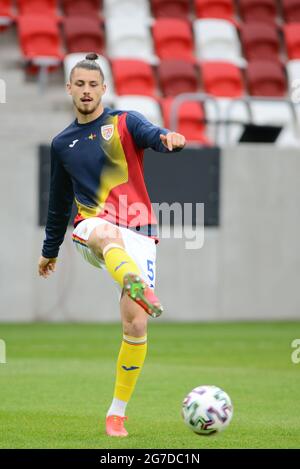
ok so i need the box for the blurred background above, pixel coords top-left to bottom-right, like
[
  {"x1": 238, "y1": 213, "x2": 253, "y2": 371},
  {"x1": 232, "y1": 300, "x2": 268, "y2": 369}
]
[{"x1": 1, "y1": 0, "x2": 300, "y2": 323}]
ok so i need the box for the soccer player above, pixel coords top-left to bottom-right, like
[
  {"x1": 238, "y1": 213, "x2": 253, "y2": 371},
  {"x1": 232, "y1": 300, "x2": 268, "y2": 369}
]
[{"x1": 38, "y1": 53, "x2": 185, "y2": 437}]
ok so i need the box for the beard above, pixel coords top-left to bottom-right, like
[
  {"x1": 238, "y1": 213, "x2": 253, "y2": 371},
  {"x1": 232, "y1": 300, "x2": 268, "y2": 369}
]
[{"x1": 74, "y1": 98, "x2": 102, "y2": 115}]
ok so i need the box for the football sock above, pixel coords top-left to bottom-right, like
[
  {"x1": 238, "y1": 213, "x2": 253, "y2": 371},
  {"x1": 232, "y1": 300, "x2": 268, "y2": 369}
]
[
  {"x1": 103, "y1": 244, "x2": 140, "y2": 288},
  {"x1": 107, "y1": 334, "x2": 147, "y2": 417}
]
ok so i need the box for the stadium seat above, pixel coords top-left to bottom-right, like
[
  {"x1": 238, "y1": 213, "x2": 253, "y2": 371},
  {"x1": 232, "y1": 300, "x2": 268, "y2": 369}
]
[
  {"x1": 204, "y1": 98, "x2": 250, "y2": 146},
  {"x1": 103, "y1": 0, "x2": 151, "y2": 20},
  {"x1": 250, "y1": 100, "x2": 300, "y2": 147},
  {"x1": 246, "y1": 60, "x2": 287, "y2": 97},
  {"x1": 61, "y1": 0, "x2": 101, "y2": 17},
  {"x1": 194, "y1": 0, "x2": 235, "y2": 22},
  {"x1": 0, "y1": 0, "x2": 14, "y2": 28},
  {"x1": 64, "y1": 53, "x2": 115, "y2": 105},
  {"x1": 64, "y1": 17, "x2": 105, "y2": 55},
  {"x1": 112, "y1": 59, "x2": 156, "y2": 97},
  {"x1": 106, "y1": 18, "x2": 156, "y2": 63},
  {"x1": 282, "y1": 0, "x2": 300, "y2": 23},
  {"x1": 161, "y1": 97, "x2": 211, "y2": 145},
  {"x1": 158, "y1": 59, "x2": 199, "y2": 96},
  {"x1": 114, "y1": 95, "x2": 163, "y2": 127},
  {"x1": 240, "y1": 22, "x2": 280, "y2": 61},
  {"x1": 153, "y1": 18, "x2": 195, "y2": 61},
  {"x1": 151, "y1": 0, "x2": 190, "y2": 19},
  {"x1": 200, "y1": 61, "x2": 244, "y2": 97},
  {"x1": 194, "y1": 19, "x2": 245, "y2": 66},
  {"x1": 17, "y1": 0, "x2": 57, "y2": 16},
  {"x1": 238, "y1": 0, "x2": 277, "y2": 24},
  {"x1": 18, "y1": 15, "x2": 63, "y2": 64},
  {"x1": 284, "y1": 23, "x2": 300, "y2": 59}
]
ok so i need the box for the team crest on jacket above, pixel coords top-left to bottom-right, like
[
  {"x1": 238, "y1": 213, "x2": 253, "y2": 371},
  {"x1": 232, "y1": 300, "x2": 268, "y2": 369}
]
[{"x1": 101, "y1": 124, "x2": 114, "y2": 141}]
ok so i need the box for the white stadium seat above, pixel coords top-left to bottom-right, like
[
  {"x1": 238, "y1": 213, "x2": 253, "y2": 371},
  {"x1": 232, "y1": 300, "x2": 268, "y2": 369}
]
[
  {"x1": 114, "y1": 95, "x2": 163, "y2": 127},
  {"x1": 194, "y1": 19, "x2": 246, "y2": 66},
  {"x1": 64, "y1": 53, "x2": 115, "y2": 106},
  {"x1": 106, "y1": 18, "x2": 157, "y2": 64},
  {"x1": 250, "y1": 100, "x2": 300, "y2": 147},
  {"x1": 204, "y1": 98, "x2": 250, "y2": 146},
  {"x1": 103, "y1": 0, "x2": 151, "y2": 20}
]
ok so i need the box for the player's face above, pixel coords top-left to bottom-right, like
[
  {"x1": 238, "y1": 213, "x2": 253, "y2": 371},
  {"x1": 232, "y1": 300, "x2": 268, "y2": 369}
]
[{"x1": 67, "y1": 68, "x2": 106, "y2": 115}]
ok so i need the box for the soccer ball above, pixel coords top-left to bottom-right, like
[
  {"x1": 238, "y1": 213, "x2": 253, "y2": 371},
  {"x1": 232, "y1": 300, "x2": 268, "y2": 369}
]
[{"x1": 182, "y1": 385, "x2": 233, "y2": 435}]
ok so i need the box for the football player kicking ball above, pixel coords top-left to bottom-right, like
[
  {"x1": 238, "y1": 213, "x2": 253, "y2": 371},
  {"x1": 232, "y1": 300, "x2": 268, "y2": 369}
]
[{"x1": 38, "y1": 53, "x2": 185, "y2": 437}]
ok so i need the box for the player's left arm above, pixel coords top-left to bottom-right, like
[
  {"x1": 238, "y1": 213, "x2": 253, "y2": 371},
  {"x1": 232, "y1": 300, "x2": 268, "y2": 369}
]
[{"x1": 126, "y1": 111, "x2": 186, "y2": 152}]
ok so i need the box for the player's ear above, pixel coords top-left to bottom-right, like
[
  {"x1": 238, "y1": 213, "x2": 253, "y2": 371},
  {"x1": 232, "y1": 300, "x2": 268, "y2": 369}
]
[
  {"x1": 102, "y1": 82, "x2": 107, "y2": 95},
  {"x1": 66, "y1": 82, "x2": 71, "y2": 95}
]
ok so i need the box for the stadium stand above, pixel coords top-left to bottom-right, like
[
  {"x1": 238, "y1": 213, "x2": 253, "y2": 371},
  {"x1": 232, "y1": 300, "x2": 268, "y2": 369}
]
[
  {"x1": 114, "y1": 95, "x2": 163, "y2": 127},
  {"x1": 112, "y1": 59, "x2": 156, "y2": 97},
  {"x1": 17, "y1": 0, "x2": 58, "y2": 16},
  {"x1": 2, "y1": 0, "x2": 298, "y2": 146},
  {"x1": 284, "y1": 23, "x2": 300, "y2": 59},
  {"x1": 194, "y1": 19, "x2": 245, "y2": 65},
  {"x1": 103, "y1": 0, "x2": 151, "y2": 20},
  {"x1": 240, "y1": 22, "x2": 280, "y2": 61},
  {"x1": 150, "y1": 0, "x2": 190, "y2": 19},
  {"x1": 153, "y1": 18, "x2": 195, "y2": 61},
  {"x1": 106, "y1": 18, "x2": 156, "y2": 63},
  {"x1": 282, "y1": 0, "x2": 300, "y2": 22},
  {"x1": 61, "y1": 0, "x2": 102, "y2": 17},
  {"x1": 194, "y1": 0, "x2": 235, "y2": 22},
  {"x1": 200, "y1": 61, "x2": 244, "y2": 97},
  {"x1": 246, "y1": 59, "x2": 287, "y2": 96},
  {"x1": 63, "y1": 16, "x2": 105, "y2": 55},
  {"x1": 238, "y1": 0, "x2": 278, "y2": 24},
  {"x1": 158, "y1": 59, "x2": 199, "y2": 96}
]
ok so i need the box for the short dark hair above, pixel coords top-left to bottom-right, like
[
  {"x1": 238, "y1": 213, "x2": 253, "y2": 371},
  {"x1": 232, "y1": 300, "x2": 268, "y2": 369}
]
[{"x1": 70, "y1": 53, "x2": 105, "y2": 82}]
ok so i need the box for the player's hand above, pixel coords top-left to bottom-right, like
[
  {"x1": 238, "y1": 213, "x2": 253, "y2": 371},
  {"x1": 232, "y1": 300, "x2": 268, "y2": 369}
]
[
  {"x1": 38, "y1": 256, "x2": 57, "y2": 278},
  {"x1": 160, "y1": 132, "x2": 186, "y2": 151}
]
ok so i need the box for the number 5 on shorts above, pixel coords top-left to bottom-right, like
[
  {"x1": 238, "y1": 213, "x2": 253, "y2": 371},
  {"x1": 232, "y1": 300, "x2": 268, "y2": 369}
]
[{"x1": 147, "y1": 259, "x2": 155, "y2": 289}]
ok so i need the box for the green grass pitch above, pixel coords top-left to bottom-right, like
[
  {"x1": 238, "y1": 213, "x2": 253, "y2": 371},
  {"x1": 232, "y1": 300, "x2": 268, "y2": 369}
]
[{"x1": 0, "y1": 322, "x2": 300, "y2": 449}]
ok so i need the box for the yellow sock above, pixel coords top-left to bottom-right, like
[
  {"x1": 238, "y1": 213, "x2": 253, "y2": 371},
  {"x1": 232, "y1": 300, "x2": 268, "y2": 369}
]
[
  {"x1": 103, "y1": 244, "x2": 140, "y2": 288},
  {"x1": 114, "y1": 334, "x2": 147, "y2": 403}
]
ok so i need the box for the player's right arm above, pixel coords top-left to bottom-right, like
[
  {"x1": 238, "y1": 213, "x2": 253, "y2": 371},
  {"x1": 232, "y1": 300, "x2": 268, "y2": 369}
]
[{"x1": 39, "y1": 141, "x2": 74, "y2": 278}]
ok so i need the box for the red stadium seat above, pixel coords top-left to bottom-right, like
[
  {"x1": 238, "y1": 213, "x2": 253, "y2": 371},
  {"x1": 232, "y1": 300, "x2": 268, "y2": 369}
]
[
  {"x1": 247, "y1": 60, "x2": 287, "y2": 96},
  {"x1": 240, "y1": 22, "x2": 280, "y2": 61},
  {"x1": 282, "y1": 0, "x2": 300, "y2": 22},
  {"x1": 239, "y1": 0, "x2": 277, "y2": 24},
  {"x1": 200, "y1": 62, "x2": 244, "y2": 97},
  {"x1": 194, "y1": 0, "x2": 235, "y2": 22},
  {"x1": 151, "y1": 0, "x2": 190, "y2": 19},
  {"x1": 161, "y1": 97, "x2": 211, "y2": 145},
  {"x1": 62, "y1": 0, "x2": 101, "y2": 17},
  {"x1": 0, "y1": 0, "x2": 14, "y2": 29},
  {"x1": 284, "y1": 23, "x2": 300, "y2": 59},
  {"x1": 112, "y1": 59, "x2": 156, "y2": 97},
  {"x1": 64, "y1": 16, "x2": 104, "y2": 55},
  {"x1": 158, "y1": 59, "x2": 198, "y2": 96},
  {"x1": 18, "y1": 15, "x2": 63, "y2": 62},
  {"x1": 17, "y1": 0, "x2": 57, "y2": 16},
  {"x1": 153, "y1": 18, "x2": 195, "y2": 61}
]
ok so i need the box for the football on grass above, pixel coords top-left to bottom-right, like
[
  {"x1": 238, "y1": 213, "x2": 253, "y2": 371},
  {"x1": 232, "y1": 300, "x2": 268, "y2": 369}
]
[{"x1": 182, "y1": 385, "x2": 233, "y2": 435}]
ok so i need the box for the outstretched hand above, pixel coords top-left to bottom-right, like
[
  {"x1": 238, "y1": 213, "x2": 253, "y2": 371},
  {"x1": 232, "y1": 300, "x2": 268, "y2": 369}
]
[
  {"x1": 38, "y1": 256, "x2": 57, "y2": 278},
  {"x1": 160, "y1": 132, "x2": 186, "y2": 151}
]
